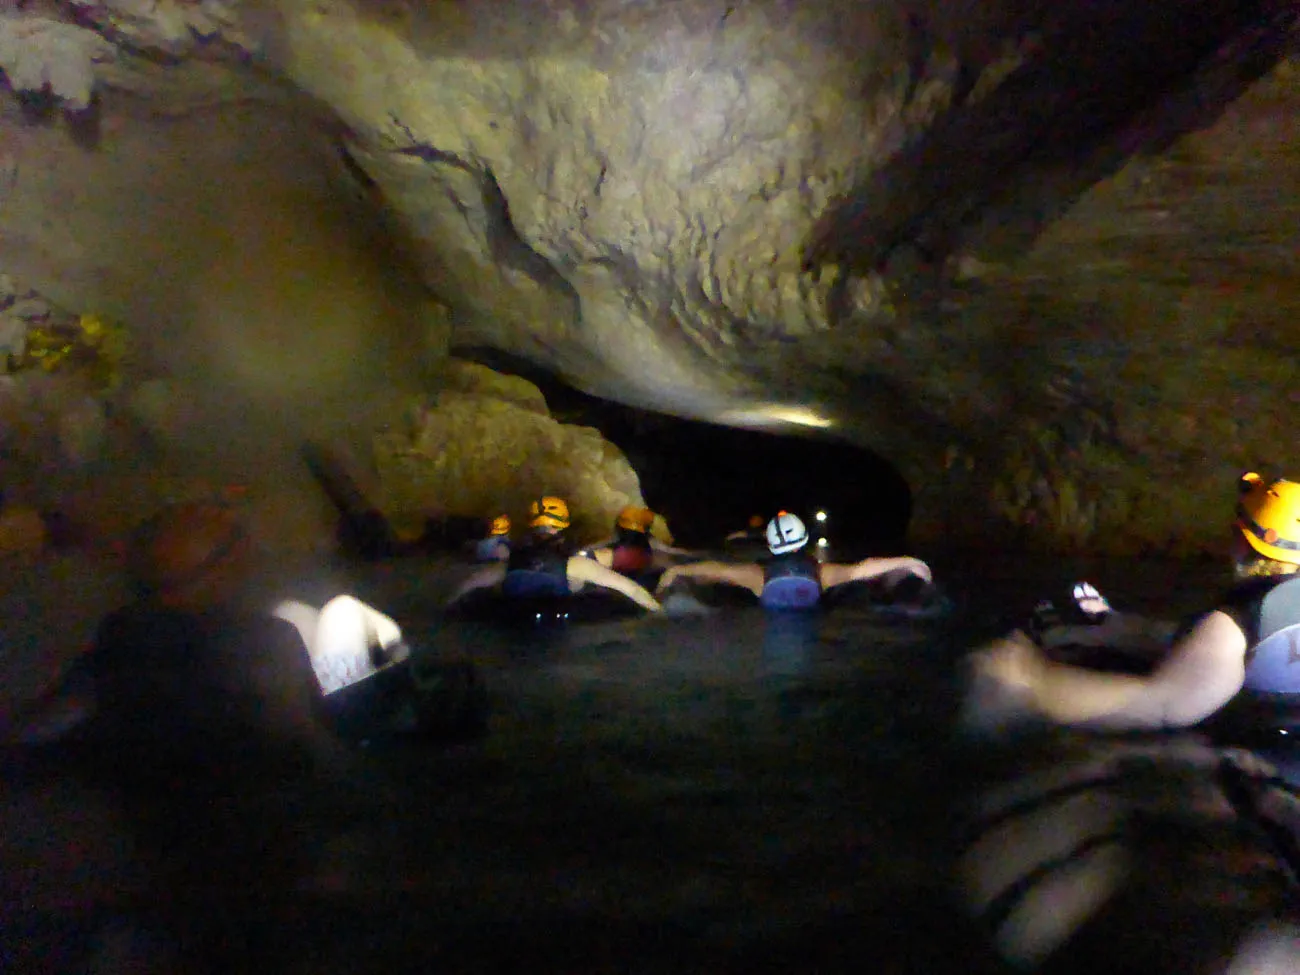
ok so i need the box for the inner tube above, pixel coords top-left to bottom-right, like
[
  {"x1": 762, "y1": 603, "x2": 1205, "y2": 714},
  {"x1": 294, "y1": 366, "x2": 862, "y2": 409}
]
[
  {"x1": 759, "y1": 575, "x2": 822, "y2": 611},
  {"x1": 661, "y1": 573, "x2": 953, "y2": 619},
  {"x1": 501, "y1": 569, "x2": 569, "y2": 600},
  {"x1": 321, "y1": 655, "x2": 487, "y2": 745},
  {"x1": 321, "y1": 658, "x2": 420, "y2": 742},
  {"x1": 821, "y1": 573, "x2": 954, "y2": 621},
  {"x1": 1034, "y1": 613, "x2": 1178, "y2": 674},
  {"x1": 446, "y1": 586, "x2": 649, "y2": 626}
]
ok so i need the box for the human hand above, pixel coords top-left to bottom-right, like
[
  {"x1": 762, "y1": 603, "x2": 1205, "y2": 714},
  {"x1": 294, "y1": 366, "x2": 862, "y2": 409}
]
[
  {"x1": 905, "y1": 558, "x2": 933, "y2": 583},
  {"x1": 656, "y1": 566, "x2": 679, "y2": 594}
]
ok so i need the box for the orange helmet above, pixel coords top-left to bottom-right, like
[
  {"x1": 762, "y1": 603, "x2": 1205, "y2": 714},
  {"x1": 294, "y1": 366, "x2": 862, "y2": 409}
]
[
  {"x1": 616, "y1": 505, "x2": 655, "y2": 533},
  {"x1": 747, "y1": 514, "x2": 764, "y2": 529},
  {"x1": 529, "y1": 496, "x2": 570, "y2": 531}
]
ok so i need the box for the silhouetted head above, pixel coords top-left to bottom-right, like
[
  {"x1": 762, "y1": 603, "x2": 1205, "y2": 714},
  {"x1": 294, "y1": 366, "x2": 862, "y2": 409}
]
[{"x1": 128, "y1": 502, "x2": 252, "y2": 609}]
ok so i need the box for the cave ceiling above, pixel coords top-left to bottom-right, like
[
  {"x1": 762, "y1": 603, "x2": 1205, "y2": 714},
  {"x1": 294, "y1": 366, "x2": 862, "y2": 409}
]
[{"x1": 0, "y1": 0, "x2": 1297, "y2": 548}]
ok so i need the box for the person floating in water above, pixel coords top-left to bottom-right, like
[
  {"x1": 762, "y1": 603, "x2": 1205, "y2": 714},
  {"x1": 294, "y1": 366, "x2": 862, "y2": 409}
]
[
  {"x1": 447, "y1": 496, "x2": 664, "y2": 612},
  {"x1": 655, "y1": 511, "x2": 931, "y2": 611},
  {"x1": 583, "y1": 505, "x2": 694, "y2": 578},
  {"x1": 473, "y1": 514, "x2": 513, "y2": 563},
  {"x1": 970, "y1": 471, "x2": 1300, "y2": 735}
]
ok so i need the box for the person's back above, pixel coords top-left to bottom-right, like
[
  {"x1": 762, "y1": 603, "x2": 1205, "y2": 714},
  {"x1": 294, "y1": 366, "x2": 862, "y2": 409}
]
[
  {"x1": 759, "y1": 515, "x2": 823, "y2": 610},
  {"x1": 610, "y1": 509, "x2": 655, "y2": 576},
  {"x1": 504, "y1": 529, "x2": 572, "y2": 598},
  {"x1": 87, "y1": 503, "x2": 332, "y2": 788}
]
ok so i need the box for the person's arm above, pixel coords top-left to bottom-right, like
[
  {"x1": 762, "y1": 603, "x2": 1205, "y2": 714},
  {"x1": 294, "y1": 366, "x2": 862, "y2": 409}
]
[
  {"x1": 566, "y1": 557, "x2": 663, "y2": 611},
  {"x1": 979, "y1": 612, "x2": 1248, "y2": 730},
  {"x1": 447, "y1": 564, "x2": 507, "y2": 605},
  {"x1": 655, "y1": 561, "x2": 765, "y2": 597},
  {"x1": 821, "y1": 556, "x2": 932, "y2": 588}
]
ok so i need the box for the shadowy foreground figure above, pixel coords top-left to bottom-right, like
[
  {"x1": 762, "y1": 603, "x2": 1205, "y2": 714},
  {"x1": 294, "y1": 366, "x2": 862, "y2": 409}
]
[{"x1": 3, "y1": 502, "x2": 401, "y2": 971}]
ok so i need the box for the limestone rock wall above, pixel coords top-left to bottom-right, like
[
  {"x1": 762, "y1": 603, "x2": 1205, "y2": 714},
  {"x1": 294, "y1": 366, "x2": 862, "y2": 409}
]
[
  {"x1": 1, "y1": 1, "x2": 1297, "y2": 555},
  {"x1": 0, "y1": 86, "x2": 444, "y2": 489},
  {"x1": 909, "y1": 62, "x2": 1300, "y2": 554},
  {"x1": 374, "y1": 359, "x2": 647, "y2": 545}
]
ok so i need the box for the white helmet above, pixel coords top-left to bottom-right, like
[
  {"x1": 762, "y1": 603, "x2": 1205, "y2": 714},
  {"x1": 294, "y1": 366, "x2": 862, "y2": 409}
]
[{"x1": 766, "y1": 511, "x2": 808, "y2": 555}]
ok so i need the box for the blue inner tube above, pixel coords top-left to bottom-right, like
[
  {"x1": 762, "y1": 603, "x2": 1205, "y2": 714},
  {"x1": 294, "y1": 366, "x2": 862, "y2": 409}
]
[
  {"x1": 665, "y1": 573, "x2": 953, "y2": 619},
  {"x1": 759, "y1": 575, "x2": 822, "y2": 611},
  {"x1": 321, "y1": 655, "x2": 489, "y2": 744}
]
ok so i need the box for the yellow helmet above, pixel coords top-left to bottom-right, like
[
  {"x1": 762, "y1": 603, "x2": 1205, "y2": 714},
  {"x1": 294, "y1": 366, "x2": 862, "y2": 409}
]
[
  {"x1": 529, "y1": 496, "x2": 570, "y2": 531},
  {"x1": 1235, "y1": 472, "x2": 1300, "y2": 564},
  {"x1": 489, "y1": 514, "x2": 511, "y2": 536},
  {"x1": 616, "y1": 505, "x2": 655, "y2": 533}
]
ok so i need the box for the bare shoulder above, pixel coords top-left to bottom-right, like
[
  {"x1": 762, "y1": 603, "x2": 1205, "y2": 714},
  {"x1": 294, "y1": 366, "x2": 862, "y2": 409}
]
[{"x1": 818, "y1": 562, "x2": 850, "y2": 587}]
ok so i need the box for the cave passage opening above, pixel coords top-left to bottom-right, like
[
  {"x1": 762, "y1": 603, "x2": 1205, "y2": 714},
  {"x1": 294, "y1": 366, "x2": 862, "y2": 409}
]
[{"x1": 457, "y1": 348, "x2": 913, "y2": 554}]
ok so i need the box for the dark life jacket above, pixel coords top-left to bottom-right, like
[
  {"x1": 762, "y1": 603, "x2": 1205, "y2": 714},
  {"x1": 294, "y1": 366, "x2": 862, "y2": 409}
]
[
  {"x1": 86, "y1": 603, "x2": 324, "y2": 792},
  {"x1": 504, "y1": 539, "x2": 571, "y2": 598},
  {"x1": 1207, "y1": 574, "x2": 1300, "y2": 742},
  {"x1": 760, "y1": 551, "x2": 822, "y2": 611},
  {"x1": 1240, "y1": 575, "x2": 1300, "y2": 695},
  {"x1": 612, "y1": 527, "x2": 653, "y2": 575}
]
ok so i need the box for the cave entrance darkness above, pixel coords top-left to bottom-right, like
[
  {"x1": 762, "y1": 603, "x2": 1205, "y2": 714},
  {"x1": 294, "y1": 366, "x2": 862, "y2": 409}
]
[{"x1": 458, "y1": 349, "x2": 913, "y2": 554}]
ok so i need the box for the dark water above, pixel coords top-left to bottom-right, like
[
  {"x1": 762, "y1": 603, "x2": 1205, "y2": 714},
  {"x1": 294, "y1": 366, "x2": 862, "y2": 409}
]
[{"x1": 1, "y1": 554, "x2": 1284, "y2": 974}]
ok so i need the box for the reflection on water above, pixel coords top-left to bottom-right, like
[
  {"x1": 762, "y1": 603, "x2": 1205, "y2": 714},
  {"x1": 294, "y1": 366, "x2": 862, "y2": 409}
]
[{"x1": 761, "y1": 611, "x2": 819, "y2": 678}]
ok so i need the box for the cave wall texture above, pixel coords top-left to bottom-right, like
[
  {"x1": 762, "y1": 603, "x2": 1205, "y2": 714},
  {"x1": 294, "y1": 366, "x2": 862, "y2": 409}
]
[{"x1": 0, "y1": 0, "x2": 1297, "y2": 553}]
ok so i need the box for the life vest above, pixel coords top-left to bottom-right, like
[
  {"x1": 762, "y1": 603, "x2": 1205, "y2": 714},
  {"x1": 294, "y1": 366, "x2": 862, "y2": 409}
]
[
  {"x1": 503, "y1": 543, "x2": 571, "y2": 599},
  {"x1": 1241, "y1": 576, "x2": 1300, "y2": 695},
  {"x1": 760, "y1": 553, "x2": 822, "y2": 611},
  {"x1": 611, "y1": 527, "x2": 653, "y2": 575}
]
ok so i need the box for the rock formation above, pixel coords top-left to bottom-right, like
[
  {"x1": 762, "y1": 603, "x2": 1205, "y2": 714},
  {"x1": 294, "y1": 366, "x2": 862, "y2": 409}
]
[
  {"x1": 375, "y1": 359, "x2": 650, "y2": 545},
  {"x1": 0, "y1": 0, "x2": 1296, "y2": 551}
]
